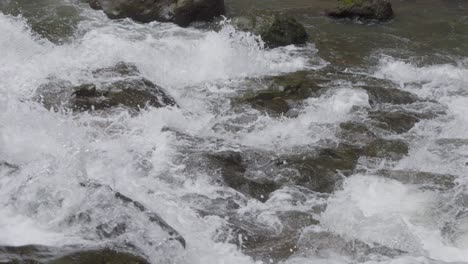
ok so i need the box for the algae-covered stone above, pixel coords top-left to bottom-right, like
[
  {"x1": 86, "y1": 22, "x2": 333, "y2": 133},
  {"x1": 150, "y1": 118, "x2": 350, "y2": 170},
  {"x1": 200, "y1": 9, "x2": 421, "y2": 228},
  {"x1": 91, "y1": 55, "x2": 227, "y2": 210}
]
[
  {"x1": 327, "y1": 0, "x2": 394, "y2": 22},
  {"x1": 232, "y1": 11, "x2": 308, "y2": 48}
]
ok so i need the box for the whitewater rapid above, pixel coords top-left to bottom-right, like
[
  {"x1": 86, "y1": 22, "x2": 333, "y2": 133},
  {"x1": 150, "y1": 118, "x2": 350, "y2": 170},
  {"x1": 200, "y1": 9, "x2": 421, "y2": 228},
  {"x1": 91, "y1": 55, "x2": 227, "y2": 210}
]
[{"x1": 1, "y1": 1, "x2": 468, "y2": 264}]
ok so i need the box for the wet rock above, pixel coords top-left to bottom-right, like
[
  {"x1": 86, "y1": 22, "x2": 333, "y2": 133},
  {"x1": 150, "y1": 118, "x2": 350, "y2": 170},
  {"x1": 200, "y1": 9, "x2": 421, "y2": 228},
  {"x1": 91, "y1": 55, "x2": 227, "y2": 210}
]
[
  {"x1": 233, "y1": 11, "x2": 308, "y2": 48},
  {"x1": 0, "y1": 0, "x2": 81, "y2": 43},
  {"x1": 35, "y1": 62, "x2": 176, "y2": 112},
  {"x1": 242, "y1": 93, "x2": 290, "y2": 115},
  {"x1": 226, "y1": 212, "x2": 318, "y2": 263},
  {"x1": 208, "y1": 151, "x2": 279, "y2": 202},
  {"x1": 88, "y1": 0, "x2": 101, "y2": 10},
  {"x1": 369, "y1": 111, "x2": 420, "y2": 134},
  {"x1": 94, "y1": 0, "x2": 225, "y2": 27},
  {"x1": 364, "y1": 138, "x2": 409, "y2": 160},
  {"x1": 339, "y1": 122, "x2": 377, "y2": 145},
  {"x1": 49, "y1": 248, "x2": 149, "y2": 264},
  {"x1": 0, "y1": 161, "x2": 20, "y2": 175},
  {"x1": 327, "y1": 0, "x2": 394, "y2": 22},
  {"x1": 360, "y1": 86, "x2": 419, "y2": 106},
  {"x1": 339, "y1": 122, "x2": 409, "y2": 160},
  {"x1": 281, "y1": 144, "x2": 364, "y2": 193},
  {"x1": 0, "y1": 246, "x2": 149, "y2": 264},
  {"x1": 236, "y1": 71, "x2": 325, "y2": 115},
  {"x1": 80, "y1": 181, "x2": 186, "y2": 248},
  {"x1": 297, "y1": 229, "x2": 405, "y2": 261},
  {"x1": 377, "y1": 170, "x2": 457, "y2": 191}
]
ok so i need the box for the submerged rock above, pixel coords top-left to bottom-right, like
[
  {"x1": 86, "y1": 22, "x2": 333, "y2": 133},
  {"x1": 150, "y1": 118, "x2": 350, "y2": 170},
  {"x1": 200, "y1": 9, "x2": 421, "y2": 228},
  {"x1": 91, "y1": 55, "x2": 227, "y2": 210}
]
[
  {"x1": 297, "y1": 230, "x2": 405, "y2": 260},
  {"x1": 281, "y1": 144, "x2": 363, "y2": 193},
  {"x1": 233, "y1": 11, "x2": 308, "y2": 48},
  {"x1": 0, "y1": 245, "x2": 149, "y2": 264},
  {"x1": 369, "y1": 111, "x2": 420, "y2": 134},
  {"x1": 208, "y1": 151, "x2": 279, "y2": 202},
  {"x1": 0, "y1": 0, "x2": 81, "y2": 43},
  {"x1": 222, "y1": 211, "x2": 318, "y2": 263},
  {"x1": 377, "y1": 170, "x2": 457, "y2": 191},
  {"x1": 361, "y1": 86, "x2": 419, "y2": 106},
  {"x1": 93, "y1": 0, "x2": 225, "y2": 27},
  {"x1": 327, "y1": 0, "x2": 394, "y2": 22},
  {"x1": 35, "y1": 62, "x2": 176, "y2": 112},
  {"x1": 236, "y1": 71, "x2": 325, "y2": 115}
]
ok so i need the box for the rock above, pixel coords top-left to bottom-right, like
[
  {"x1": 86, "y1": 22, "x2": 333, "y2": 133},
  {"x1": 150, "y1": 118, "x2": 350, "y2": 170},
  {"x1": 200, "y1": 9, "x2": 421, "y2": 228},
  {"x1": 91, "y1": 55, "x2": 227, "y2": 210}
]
[
  {"x1": 35, "y1": 62, "x2": 176, "y2": 112},
  {"x1": 80, "y1": 181, "x2": 186, "y2": 248},
  {"x1": 88, "y1": 0, "x2": 101, "y2": 10},
  {"x1": 281, "y1": 144, "x2": 364, "y2": 193},
  {"x1": 236, "y1": 71, "x2": 325, "y2": 115},
  {"x1": 242, "y1": 93, "x2": 290, "y2": 115},
  {"x1": 224, "y1": 211, "x2": 318, "y2": 263},
  {"x1": 49, "y1": 248, "x2": 150, "y2": 264},
  {"x1": 0, "y1": 246, "x2": 149, "y2": 264},
  {"x1": 232, "y1": 11, "x2": 308, "y2": 48},
  {"x1": 360, "y1": 86, "x2": 419, "y2": 106},
  {"x1": 297, "y1": 230, "x2": 405, "y2": 260},
  {"x1": 94, "y1": 0, "x2": 225, "y2": 27},
  {"x1": 377, "y1": 170, "x2": 457, "y2": 191},
  {"x1": 369, "y1": 111, "x2": 420, "y2": 134},
  {"x1": 0, "y1": 0, "x2": 81, "y2": 43},
  {"x1": 327, "y1": 0, "x2": 394, "y2": 22},
  {"x1": 339, "y1": 122, "x2": 377, "y2": 145},
  {"x1": 208, "y1": 151, "x2": 279, "y2": 202},
  {"x1": 364, "y1": 138, "x2": 409, "y2": 160}
]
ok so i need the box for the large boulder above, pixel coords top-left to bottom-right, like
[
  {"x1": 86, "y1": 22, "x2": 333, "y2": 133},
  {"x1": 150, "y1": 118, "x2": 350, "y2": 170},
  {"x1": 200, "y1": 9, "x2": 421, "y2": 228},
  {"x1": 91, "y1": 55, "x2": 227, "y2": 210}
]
[
  {"x1": 327, "y1": 0, "x2": 394, "y2": 22},
  {"x1": 232, "y1": 11, "x2": 308, "y2": 48},
  {"x1": 93, "y1": 0, "x2": 225, "y2": 27}
]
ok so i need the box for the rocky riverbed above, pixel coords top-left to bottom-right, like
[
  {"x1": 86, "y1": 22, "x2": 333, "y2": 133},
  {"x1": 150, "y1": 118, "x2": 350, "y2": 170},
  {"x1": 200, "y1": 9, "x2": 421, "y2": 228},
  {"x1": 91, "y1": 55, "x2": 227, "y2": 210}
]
[{"x1": 1, "y1": 0, "x2": 468, "y2": 263}]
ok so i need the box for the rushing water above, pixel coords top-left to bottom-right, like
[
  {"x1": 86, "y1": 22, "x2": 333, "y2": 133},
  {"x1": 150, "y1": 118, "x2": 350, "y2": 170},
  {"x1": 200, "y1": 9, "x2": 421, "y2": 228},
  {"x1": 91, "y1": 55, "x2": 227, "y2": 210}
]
[{"x1": 1, "y1": 0, "x2": 468, "y2": 263}]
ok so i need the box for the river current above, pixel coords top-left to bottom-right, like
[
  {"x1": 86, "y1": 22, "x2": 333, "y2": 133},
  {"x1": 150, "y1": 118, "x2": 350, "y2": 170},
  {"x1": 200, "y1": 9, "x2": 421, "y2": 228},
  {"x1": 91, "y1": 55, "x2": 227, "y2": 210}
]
[{"x1": 1, "y1": 1, "x2": 468, "y2": 264}]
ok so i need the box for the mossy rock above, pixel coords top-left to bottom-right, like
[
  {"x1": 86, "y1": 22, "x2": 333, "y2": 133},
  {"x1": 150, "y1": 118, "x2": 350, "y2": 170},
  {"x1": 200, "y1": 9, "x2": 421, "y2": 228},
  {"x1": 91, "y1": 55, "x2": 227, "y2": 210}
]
[
  {"x1": 327, "y1": 0, "x2": 394, "y2": 22},
  {"x1": 232, "y1": 11, "x2": 308, "y2": 48}
]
